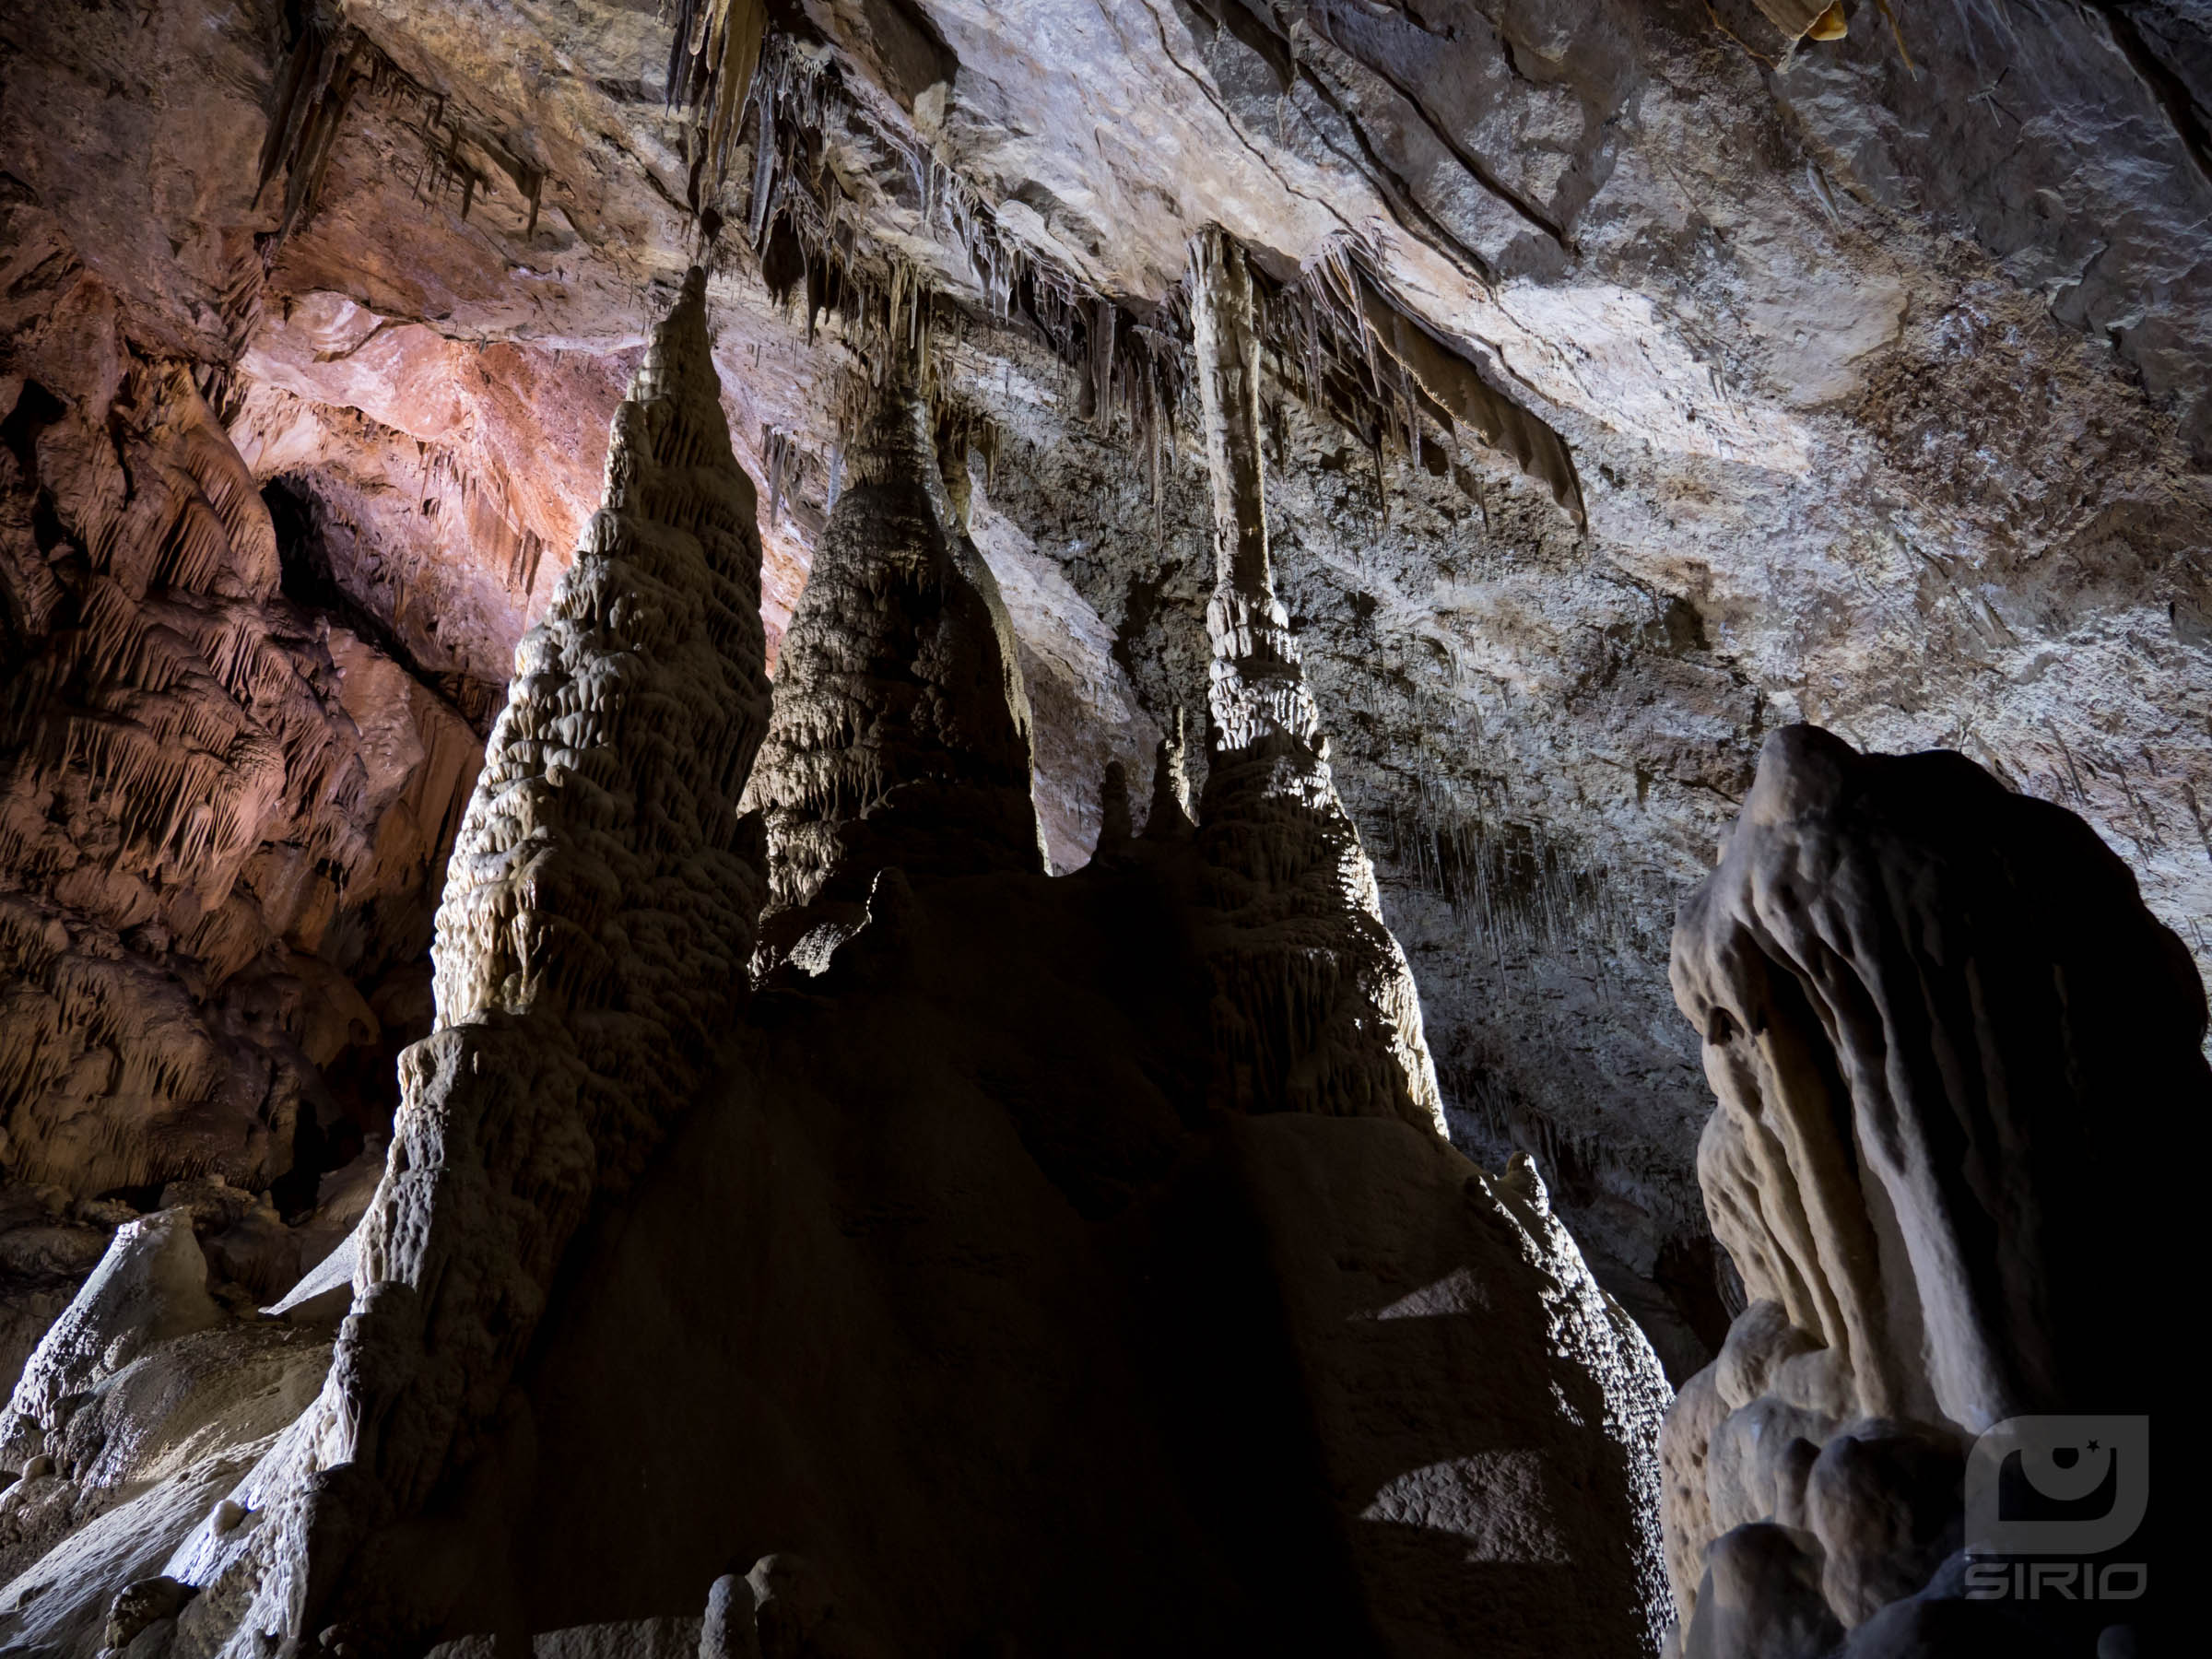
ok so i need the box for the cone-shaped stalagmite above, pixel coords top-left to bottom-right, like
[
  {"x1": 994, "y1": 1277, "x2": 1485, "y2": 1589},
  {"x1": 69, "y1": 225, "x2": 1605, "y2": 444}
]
[
  {"x1": 167, "y1": 269, "x2": 774, "y2": 1659},
  {"x1": 0, "y1": 264, "x2": 1675, "y2": 1659},
  {"x1": 1144, "y1": 707, "x2": 1195, "y2": 841},
  {"x1": 1185, "y1": 229, "x2": 1447, "y2": 1135},
  {"x1": 743, "y1": 349, "x2": 1043, "y2": 972}
]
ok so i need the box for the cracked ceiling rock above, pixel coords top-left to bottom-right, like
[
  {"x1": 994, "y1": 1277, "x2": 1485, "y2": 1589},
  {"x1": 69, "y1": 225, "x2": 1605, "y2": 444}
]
[{"x1": 1354, "y1": 267, "x2": 1586, "y2": 523}]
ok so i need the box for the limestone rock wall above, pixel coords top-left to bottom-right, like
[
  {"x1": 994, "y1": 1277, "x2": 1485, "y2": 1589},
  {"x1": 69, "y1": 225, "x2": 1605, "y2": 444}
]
[
  {"x1": 1, "y1": 204, "x2": 482, "y2": 1379},
  {"x1": 1658, "y1": 725, "x2": 2205, "y2": 1646},
  {"x1": 0, "y1": 334, "x2": 478, "y2": 1203}
]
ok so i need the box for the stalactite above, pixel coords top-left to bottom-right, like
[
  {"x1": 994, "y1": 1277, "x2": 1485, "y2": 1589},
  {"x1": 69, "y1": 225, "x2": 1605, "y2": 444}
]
[
  {"x1": 254, "y1": 7, "x2": 553, "y2": 251},
  {"x1": 1144, "y1": 707, "x2": 1195, "y2": 841},
  {"x1": 762, "y1": 424, "x2": 803, "y2": 525},
  {"x1": 0, "y1": 366, "x2": 482, "y2": 1197},
  {"x1": 1261, "y1": 235, "x2": 1586, "y2": 524},
  {"x1": 717, "y1": 22, "x2": 1577, "y2": 537},
  {"x1": 665, "y1": 0, "x2": 768, "y2": 206},
  {"x1": 714, "y1": 28, "x2": 1191, "y2": 463}
]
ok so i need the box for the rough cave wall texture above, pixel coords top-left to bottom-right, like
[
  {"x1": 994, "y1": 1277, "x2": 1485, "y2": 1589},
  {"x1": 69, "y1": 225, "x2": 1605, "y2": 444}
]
[{"x1": 0, "y1": 0, "x2": 2206, "y2": 1537}]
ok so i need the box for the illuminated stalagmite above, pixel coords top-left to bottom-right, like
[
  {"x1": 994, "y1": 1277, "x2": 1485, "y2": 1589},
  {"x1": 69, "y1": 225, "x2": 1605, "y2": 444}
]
[
  {"x1": 1120, "y1": 232, "x2": 1675, "y2": 1653},
  {"x1": 742, "y1": 347, "x2": 1043, "y2": 972},
  {"x1": 1660, "y1": 726, "x2": 2200, "y2": 1651},
  {"x1": 1184, "y1": 229, "x2": 1446, "y2": 1135},
  {"x1": 161, "y1": 267, "x2": 774, "y2": 1658},
  {"x1": 0, "y1": 265, "x2": 1676, "y2": 1659}
]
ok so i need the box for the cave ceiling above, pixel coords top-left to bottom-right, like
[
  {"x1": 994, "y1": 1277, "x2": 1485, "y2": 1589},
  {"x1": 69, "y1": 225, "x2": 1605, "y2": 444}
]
[{"x1": 5, "y1": 0, "x2": 2209, "y2": 1372}]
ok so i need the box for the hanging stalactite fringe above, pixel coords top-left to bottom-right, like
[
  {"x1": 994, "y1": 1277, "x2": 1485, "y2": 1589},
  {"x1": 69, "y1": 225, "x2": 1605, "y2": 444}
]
[
  {"x1": 690, "y1": 26, "x2": 1194, "y2": 485},
  {"x1": 664, "y1": 20, "x2": 1580, "y2": 531},
  {"x1": 254, "y1": 5, "x2": 559, "y2": 257},
  {"x1": 665, "y1": 0, "x2": 770, "y2": 209},
  {"x1": 1258, "y1": 235, "x2": 1586, "y2": 526}
]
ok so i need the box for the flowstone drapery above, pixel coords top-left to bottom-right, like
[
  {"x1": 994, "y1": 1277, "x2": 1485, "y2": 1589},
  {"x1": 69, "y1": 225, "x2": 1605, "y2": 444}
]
[{"x1": 1660, "y1": 726, "x2": 2199, "y2": 1651}]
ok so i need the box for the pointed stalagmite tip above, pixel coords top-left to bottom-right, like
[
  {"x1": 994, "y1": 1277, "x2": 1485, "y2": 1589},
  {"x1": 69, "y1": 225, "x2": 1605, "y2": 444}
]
[{"x1": 630, "y1": 267, "x2": 723, "y2": 417}]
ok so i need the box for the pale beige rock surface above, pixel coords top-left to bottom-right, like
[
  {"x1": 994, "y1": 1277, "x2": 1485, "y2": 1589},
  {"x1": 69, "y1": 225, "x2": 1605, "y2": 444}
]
[{"x1": 1659, "y1": 724, "x2": 2204, "y2": 1648}]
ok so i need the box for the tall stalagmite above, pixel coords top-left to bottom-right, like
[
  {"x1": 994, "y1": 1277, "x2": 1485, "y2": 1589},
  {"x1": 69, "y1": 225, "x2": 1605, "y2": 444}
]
[
  {"x1": 1659, "y1": 726, "x2": 2200, "y2": 1646},
  {"x1": 742, "y1": 347, "x2": 1042, "y2": 972},
  {"x1": 1160, "y1": 232, "x2": 1671, "y2": 1655},
  {"x1": 0, "y1": 270, "x2": 1675, "y2": 1659},
  {"x1": 164, "y1": 268, "x2": 774, "y2": 1658},
  {"x1": 1185, "y1": 229, "x2": 1446, "y2": 1135}
]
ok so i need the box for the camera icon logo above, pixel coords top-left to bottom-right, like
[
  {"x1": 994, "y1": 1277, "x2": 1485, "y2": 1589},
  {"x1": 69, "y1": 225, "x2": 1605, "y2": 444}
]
[{"x1": 1965, "y1": 1416, "x2": 2149, "y2": 1557}]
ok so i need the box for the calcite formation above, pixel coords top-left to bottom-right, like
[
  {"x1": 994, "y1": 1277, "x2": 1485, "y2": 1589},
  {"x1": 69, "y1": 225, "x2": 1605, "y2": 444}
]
[
  {"x1": 419, "y1": 767, "x2": 1673, "y2": 1659},
  {"x1": 0, "y1": 1209, "x2": 220, "y2": 1472},
  {"x1": 0, "y1": 346, "x2": 478, "y2": 1205},
  {"x1": 0, "y1": 0, "x2": 2205, "y2": 1652},
  {"x1": 157, "y1": 267, "x2": 773, "y2": 1658},
  {"x1": 1185, "y1": 229, "x2": 1447, "y2": 1136},
  {"x1": 10, "y1": 0, "x2": 2212, "y2": 1391},
  {"x1": 1659, "y1": 725, "x2": 2203, "y2": 1647},
  {"x1": 2, "y1": 225, "x2": 482, "y2": 1401},
  {"x1": 742, "y1": 347, "x2": 1043, "y2": 971},
  {"x1": 0, "y1": 262, "x2": 1677, "y2": 1658},
  {"x1": 1145, "y1": 708, "x2": 1196, "y2": 841}
]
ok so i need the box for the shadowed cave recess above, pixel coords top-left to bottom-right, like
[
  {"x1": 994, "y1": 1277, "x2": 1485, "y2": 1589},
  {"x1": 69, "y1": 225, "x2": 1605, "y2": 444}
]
[{"x1": 0, "y1": 0, "x2": 2205, "y2": 1655}]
